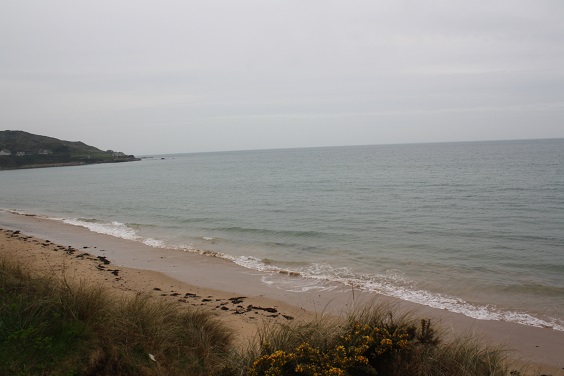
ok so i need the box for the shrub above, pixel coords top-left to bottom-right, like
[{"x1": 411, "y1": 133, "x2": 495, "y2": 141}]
[
  {"x1": 244, "y1": 304, "x2": 519, "y2": 376},
  {"x1": 246, "y1": 310, "x2": 433, "y2": 375}
]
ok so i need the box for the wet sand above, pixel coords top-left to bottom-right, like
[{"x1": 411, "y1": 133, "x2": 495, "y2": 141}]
[{"x1": 1, "y1": 210, "x2": 563, "y2": 374}]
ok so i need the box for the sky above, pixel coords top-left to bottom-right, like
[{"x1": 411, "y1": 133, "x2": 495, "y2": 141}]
[{"x1": 1, "y1": 1, "x2": 563, "y2": 155}]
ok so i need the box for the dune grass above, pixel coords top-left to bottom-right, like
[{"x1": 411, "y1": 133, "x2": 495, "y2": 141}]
[
  {"x1": 0, "y1": 256, "x2": 531, "y2": 375},
  {"x1": 0, "y1": 257, "x2": 234, "y2": 375}
]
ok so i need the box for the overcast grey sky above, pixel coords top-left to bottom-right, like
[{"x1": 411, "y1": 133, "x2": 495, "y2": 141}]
[{"x1": 1, "y1": 1, "x2": 563, "y2": 154}]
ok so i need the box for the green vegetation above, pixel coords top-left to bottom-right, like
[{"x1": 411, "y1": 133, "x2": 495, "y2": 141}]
[
  {"x1": 0, "y1": 257, "x2": 531, "y2": 375},
  {"x1": 0, "y1": 258, "x2": 234, "y2": 375},
  {"x1": 0, "y1": 130, "x2": 139, "y2": 169},
  {"x1": 243, "y1": 306, "x2": 522, "y2": 376}
]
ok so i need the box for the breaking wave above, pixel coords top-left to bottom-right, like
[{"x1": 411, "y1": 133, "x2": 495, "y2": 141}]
[
  {"x1": 61, "y1": 217, "x2": 165, "y2": 248},
  {"x1": 4, "y1": 209, "x2": 563, "y2": 332}
]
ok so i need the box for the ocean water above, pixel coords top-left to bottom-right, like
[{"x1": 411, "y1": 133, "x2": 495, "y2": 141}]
[{"x1": 1, "y1": 139, "x2": 563, "y2": 330}]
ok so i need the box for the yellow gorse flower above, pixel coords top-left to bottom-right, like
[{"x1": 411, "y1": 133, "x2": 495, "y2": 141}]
[
  {"x1": 380, "y1": 338, "x2": 393, "y2": 346},
  {"x1": 248, "y1": 319, "x2": 433, "y2": 375}
]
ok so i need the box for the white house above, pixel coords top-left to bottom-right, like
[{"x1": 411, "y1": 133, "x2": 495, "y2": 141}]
[{"x1": 0, "y1": 149, "x2": 11, "y2": 156}]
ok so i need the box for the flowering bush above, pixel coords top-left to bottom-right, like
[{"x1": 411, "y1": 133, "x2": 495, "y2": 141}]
[{"x1": 248, "y1": 318, "x2": 437, "y2": 375}]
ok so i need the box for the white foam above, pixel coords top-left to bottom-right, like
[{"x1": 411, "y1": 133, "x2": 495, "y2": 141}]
[
  {"x1": 8, "y1": 209, "x2": 563, "y2": 332},
  {"x1": 332, "y1": 274, "x2": 564, "y2": 331},
  {"x1": 260, "y1": 275, "x2": 340, "y2": 293},
  {"x1": 251, "y1": 259, "x2": 564, "y2": 331},
  {"x1": 63, "y1": 218, "x2": 138, "y2": 240},
  {"x1": 61, "y1": 218, "x2": 165, "y2": 249},
  {"x1": 233, "y1": 255, "x2": 276, "y2": 271},
  {"x1": 142, "y1": 238, "x2": 166, "y2": 248},
  {"x1": 173, "y1": 244, "x2": 239, "y2": 263}
]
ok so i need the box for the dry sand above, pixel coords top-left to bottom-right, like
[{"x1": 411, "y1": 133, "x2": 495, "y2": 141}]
[
  {"x1": 1, "y1": 210, "x2": 563, "y2": 374},
  {"x1": 0, "y1": 227, "x2": 311, "y2": 347}
]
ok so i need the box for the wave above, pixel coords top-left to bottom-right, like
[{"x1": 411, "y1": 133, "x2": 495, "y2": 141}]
[
  {"x1": 259, "y1": 262, "x2": 564, "y2": 331},
  {"x1": 61, "y1": 217, "x2": 165, "y2": 248},
  {"x1": 4, "y1": 208, "x2": 563, "y2": 332},
  {"x1": 187, "y1": 249, "x2": 564, "y2": 331}
]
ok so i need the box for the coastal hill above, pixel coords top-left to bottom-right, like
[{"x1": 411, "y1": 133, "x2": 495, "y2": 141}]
[{"x1": 0, "y1": 130, "x2": 140, "y2": 170}]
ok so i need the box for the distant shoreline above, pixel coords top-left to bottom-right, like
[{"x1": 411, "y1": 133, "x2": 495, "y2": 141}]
[
  {"x1": 0, "y1": 130, "x2": 140, "y2": 170},
  {"x1": 0, "y1": 157, "x2": 140, "y2": 171}
]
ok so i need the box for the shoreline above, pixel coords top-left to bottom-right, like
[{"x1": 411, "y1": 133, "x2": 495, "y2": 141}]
[
  {"x1": 0, "y1": 225, "x2": 312, "y2": 348},
  {"x1": 0, "y1": 157, "x2": 141, "y2": 170},
  {"x1": 0, "y1": 210, "x2": 562, "y2": 373}
]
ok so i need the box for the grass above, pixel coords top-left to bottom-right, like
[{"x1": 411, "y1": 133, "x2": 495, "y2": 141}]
[
  {"x1": 0, "y1": 256, "x2": 534, "y2": 376},
  {"x1": 0, "y1": 257, "x2": 234, "y2": 375}
]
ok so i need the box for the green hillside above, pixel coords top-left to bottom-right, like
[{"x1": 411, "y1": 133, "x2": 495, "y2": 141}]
[{"x1": 0, "y1": 130, "x2": 139, "y2": 169}]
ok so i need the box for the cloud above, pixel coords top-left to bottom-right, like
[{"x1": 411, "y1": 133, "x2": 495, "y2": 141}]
[{"x1": 1, "y1": 0, "x2": 563, "y2": 153}]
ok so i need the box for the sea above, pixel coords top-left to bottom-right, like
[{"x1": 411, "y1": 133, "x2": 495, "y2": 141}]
[{"x1": 1, "y1": 139, "x2": 563, "y2": 331}]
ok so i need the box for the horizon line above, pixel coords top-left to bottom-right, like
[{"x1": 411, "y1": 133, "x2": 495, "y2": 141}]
[{"x1": 139, "y1": 136, "x2": 564, "y2": 157}]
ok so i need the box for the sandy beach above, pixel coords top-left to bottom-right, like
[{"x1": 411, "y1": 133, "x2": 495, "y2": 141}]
[{"x1": 1, "y1": 210, "x2": 562, "y2": 375}]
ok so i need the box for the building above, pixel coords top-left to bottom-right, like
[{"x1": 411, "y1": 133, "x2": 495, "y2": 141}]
[{"x1": 0, "y1": 149, "x2": 11, "y2": 156}]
